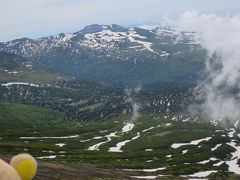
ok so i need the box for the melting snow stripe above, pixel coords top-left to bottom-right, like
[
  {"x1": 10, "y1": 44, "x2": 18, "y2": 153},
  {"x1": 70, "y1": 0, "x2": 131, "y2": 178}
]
[
  {"x1": 211, "y1": 144, "x2": 222, "y2": 151},
  {"x1": 123, "y1": 167, "x2": 166, "y2": 172},
  {"x1": 88, "y1": 132, "x2": 117, "y2": 151},
  {"x1": 181, "y1": 170, "x2": 217, "y2": 178},
  {"x1": 37, "y1": 155, "x2": 57, "y2": 159},
  {"x1": 130, "y1": 176, "x2": 158, "y2": 179},
  {"x1": 20, "y1": 135, "x2": 79, "y2": 139},
  {"x1": 108, "y1": 133, "x2": 140, "y2": 152},
  {"x1": 142, "y1": 127, "x2": 154, "y2": 132},
  {"x1": 171, "y1": 137, "x2": 212, "y2": 149},
  {"x1": 1, "y1": 82, "x2": 39, "y2": 87}
]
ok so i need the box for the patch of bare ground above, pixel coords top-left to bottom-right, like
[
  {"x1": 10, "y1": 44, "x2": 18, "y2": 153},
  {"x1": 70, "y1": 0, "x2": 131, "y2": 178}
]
[
  {"x1": 35, "y1": 161, "x2": 130, "y2": 180},
  {"x1": 1, "y1": 155, "x2": 130, "y2": 180}
]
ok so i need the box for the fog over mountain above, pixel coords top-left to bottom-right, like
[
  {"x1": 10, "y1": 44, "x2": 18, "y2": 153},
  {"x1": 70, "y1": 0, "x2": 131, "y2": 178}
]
[
  {"x1": 2, "y1": 6, "x2": 240, "y2": 178},
  {"x1": 173, "y1": 11, "x2": 240, "y2": 122}
]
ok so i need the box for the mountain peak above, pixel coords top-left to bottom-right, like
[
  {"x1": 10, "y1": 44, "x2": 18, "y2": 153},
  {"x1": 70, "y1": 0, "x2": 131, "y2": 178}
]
[{"x1": 80, "y1": 24, "x2": 126, "y2": 33}]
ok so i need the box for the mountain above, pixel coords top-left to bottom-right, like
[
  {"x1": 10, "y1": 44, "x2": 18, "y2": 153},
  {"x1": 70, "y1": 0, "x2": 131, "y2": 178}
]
[
  {"x1": 0, "y1": 24, "x2": 206, "y2": 86},
  {"x1": 1, "y1": 25, "x2": 240, "y2": 179}
]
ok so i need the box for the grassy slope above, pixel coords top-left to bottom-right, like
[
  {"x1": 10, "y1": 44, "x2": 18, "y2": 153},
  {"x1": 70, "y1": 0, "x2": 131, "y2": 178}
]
[
  {"x1": 0, "y1": 51, "x2": 70, "y2": 84},
  {"x1": 0, "y1": 102, "x2": 237, "y2": 179},
  {"x1": 0, "y1": 70, "x2": 70, "y2": 84},
  {"x1": 0, "y1": 102, "x2": 125, "y2": 155}
]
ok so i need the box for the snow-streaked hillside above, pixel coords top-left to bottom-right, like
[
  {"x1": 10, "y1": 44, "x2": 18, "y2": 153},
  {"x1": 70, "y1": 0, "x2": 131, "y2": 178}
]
[
  {"x1": 0, "y1": 24, "x2": 205, "y2": 87},
  {"x1": 0, "y1": 24, "x2": 199, "y2": 59}
]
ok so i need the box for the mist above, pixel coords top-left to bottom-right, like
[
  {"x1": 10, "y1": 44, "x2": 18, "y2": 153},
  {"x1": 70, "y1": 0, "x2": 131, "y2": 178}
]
[
  {"x1": 125, "y1": 86, "x2": 141, "y2": 122},
  {"x1": 173, "y1": 11, "x2": 240, "y2": 122}
]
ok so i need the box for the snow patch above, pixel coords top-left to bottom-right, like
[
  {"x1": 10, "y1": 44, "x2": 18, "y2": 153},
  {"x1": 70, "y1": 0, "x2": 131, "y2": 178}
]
[
  {"x1": 108, "y1": 133, "x2": 140, "y2": 152},
  {"x1": 225, "y1": 141, "x2": 240, "y2": 174},
  {"x1": 123, "y1": 167, "x2": 166, "y2": 172},
  {"x1": 142, "y1": 127, "x2": 154, "y2": 132},
  {"x1": 55, "y1": 143, "x2": 66, "y2": 147},
  {"x1": 197, "y1": 159, "x2": 211, "y2": 164},
  {"x1": 211, "y1": 144, "x2": 222, "y2": 151},
  {"x1": 213, "y1": 161, "x2": 224, "y2": 167},
  {"x1": 122, "y1": 123, "x2": 135, "y2": 133},
  {"x1": 20, "y1": 135, "x2": 79, "y2": 139},
  {"x1": 145, "y1": 149, "x2": 153, "y2": 152},
  {"x1": 1, "y1": 82, "x2": 39, "y2": 87},
  {"x1": 130, "y1": 176, "x2": 158, "y2": 179},
  {"x1": 228, "y1": 128, "x2": 236, "y2": 138},
  {"x1": 37, "y1": 155, "x2": 57, "y2": 159},
  {"x1": 88, "y1": 132, "x2": 117, "y2": 151},
  {"x1": 171, "y1": 137, "x2": 212, "y2": 149},
  {"x1": 181, "y1": 170, "x2": 217, "y2": 178}
]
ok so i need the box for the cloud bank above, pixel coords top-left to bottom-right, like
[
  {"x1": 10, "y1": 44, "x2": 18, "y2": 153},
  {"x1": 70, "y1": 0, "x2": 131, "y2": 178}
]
[{"x1": 174, "y1": 11, "x2": 240, "y2": 122}]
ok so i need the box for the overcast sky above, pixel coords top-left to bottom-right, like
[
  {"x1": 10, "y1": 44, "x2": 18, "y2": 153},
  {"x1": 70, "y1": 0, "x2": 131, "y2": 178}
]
[{"x1": 1, "y1": 0, "x2": 240, "y2": 41}]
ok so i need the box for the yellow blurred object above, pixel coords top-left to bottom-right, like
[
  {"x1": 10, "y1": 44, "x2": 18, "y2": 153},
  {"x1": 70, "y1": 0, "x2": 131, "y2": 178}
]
[{"x1": 0, "y1": 153, "x2": 37, "y2": 180}]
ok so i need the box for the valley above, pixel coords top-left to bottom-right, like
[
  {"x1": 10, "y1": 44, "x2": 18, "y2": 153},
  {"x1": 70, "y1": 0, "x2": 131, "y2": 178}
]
[
  {"x1": 0, "y1": 102, "x2": 239, "y2": 179},
  {"x1": 0, "y1": 24, "x2": 240, "y2": 179}
]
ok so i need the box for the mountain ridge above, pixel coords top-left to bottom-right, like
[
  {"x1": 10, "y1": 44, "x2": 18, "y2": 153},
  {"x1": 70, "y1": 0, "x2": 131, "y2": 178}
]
[
  {"x1": 0, "y1": 24, "x2": 205, "y2": 87},
  {"x1": 0, "y1": 24, "x2": 200, "y2": 58}
]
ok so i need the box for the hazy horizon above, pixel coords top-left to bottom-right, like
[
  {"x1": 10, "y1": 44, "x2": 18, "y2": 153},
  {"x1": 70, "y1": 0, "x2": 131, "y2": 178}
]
[{"x1": 1, "y1": 0, "x2": 240, "y2": 41}]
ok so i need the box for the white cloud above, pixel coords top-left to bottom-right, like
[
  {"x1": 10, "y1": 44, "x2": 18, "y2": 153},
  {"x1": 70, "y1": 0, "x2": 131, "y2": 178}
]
[{"x1": 173, "y1": 11, "x2": 240, "y2": 122}]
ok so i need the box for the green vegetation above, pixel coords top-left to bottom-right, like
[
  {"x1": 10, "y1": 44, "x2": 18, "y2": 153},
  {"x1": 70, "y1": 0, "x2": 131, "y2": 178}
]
[
  {"x1": 0, "y1": 51, "x2": 238, "y2": 178},
  {"x1": 0, "y1": 102, "x2": 236, "y2": 178},
  {"x1": 0, "y1": 51, "x2": 70, "y2": 84}
]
